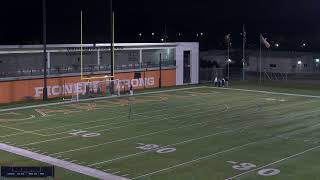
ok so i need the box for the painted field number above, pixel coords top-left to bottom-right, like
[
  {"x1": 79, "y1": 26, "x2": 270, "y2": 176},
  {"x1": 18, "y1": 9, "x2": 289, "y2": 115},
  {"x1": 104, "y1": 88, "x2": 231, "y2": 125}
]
[
  {"x1": 156, "y1": 148, "x2": 176, "y2": 154},
  {"x1": 136, "y1": 143, "x2": 176, "y2": 154},
  {"x1": 258, "y1": 168, "x2": 280, "y2": 176},
  {"x1": 232, "y1": 163, "x2": 256, "y2": 171},
  {"x1": 228, "y1": 161, "x2": 280, "y2": 177},
  {"x1": 69, "y1": 130, "x2": 101, "y2": 138}
]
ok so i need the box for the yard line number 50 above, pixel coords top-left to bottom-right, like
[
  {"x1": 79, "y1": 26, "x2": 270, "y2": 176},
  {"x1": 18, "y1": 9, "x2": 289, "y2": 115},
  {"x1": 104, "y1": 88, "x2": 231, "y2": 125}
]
[{"x1": 228, "y1": 161, "x2": 280, "y2": 177}]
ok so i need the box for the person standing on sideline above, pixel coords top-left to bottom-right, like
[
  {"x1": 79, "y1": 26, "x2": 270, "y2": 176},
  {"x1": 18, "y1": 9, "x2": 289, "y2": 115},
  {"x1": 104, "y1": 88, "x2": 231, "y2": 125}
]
[
  {"x1": 225, "y1": 77, "x2": 229, "y2": 87},
  {"x1": 214, "y1": 76, "x2": 218, "y2": 87},
  {"x1": 129, "y1": 83, "x2": 134, "y2": 96}
]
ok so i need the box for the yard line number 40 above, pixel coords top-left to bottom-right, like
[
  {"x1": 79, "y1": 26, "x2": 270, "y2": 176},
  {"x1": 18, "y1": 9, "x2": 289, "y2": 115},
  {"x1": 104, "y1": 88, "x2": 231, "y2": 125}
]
[
  {"x1": 227, "y1": 161, "x2": 280, "y2": 177},
  {"x1": 136, "y1": 143, "x2": 176, "y2": 154},
  {"x1": 69, "y1": 130, "x2": 101, "y2": 138}
]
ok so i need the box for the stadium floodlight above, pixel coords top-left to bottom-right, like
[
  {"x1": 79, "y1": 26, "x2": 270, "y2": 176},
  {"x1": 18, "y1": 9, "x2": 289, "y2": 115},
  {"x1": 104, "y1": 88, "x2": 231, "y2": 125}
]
[
  {"x1": 302, "y1": 43, "x2": 306, "y2": 47},
  {"x1": 151, "y1": 32, "x2": 155, "y2": 36},
  {"x1": 139, "y1": 33, "x2": 142, "y2": 37},
  {"x1": 275, "y1": 43, "x2": 279, "y2": 47},
  {"x1": 315, "y1": 59, "x2": 320, "y2": 63},
  {"x1": 200, "y1": 33, "x2": 204, "y2": 36},
  {"x1": 227, "y1": 59, "x2": 232, "y2": 63},
  {"x1": 297, "y1": 60, "x2": 302, "y2": 65}
]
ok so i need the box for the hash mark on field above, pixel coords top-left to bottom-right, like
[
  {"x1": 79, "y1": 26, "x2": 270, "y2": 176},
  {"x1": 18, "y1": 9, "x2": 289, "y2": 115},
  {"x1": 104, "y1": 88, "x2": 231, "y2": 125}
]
[{"x1": 113, "y1": 171, "x2": 121, "y2": 174}]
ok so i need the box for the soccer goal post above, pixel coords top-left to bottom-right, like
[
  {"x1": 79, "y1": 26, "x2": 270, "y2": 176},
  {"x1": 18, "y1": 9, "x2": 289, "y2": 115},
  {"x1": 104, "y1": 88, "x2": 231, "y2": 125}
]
[{"x1": 72, "y1": 79, "x2": 120, "y2": 102}]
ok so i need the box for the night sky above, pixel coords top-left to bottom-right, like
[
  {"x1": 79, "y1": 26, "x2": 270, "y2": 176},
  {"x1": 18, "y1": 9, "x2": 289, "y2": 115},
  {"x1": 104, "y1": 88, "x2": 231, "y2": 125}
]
[{"x1": 1, "y1": 0, "x2": 319, "y2": 50}]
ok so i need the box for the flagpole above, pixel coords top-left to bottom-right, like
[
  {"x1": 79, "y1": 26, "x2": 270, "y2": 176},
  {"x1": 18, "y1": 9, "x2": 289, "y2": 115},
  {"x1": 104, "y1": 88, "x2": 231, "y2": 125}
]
[
  {"x1": 228, "y1": 42, "x2": 230, "y2": 80},
  {"x1": 259, "y1": 34, "x2": 262, "y2": 83},
  {"x1": 242, "y1": 25, "x2": 245, "y2": 81}
]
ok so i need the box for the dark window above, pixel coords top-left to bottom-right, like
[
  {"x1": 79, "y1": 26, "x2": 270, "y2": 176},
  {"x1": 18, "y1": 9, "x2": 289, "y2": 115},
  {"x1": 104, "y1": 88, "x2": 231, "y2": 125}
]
[
  {"x1": 270, "y1": 64, "x2": 277, "y2": 68},
  {"x1": 304, "y1": 64, "x2": 308, "y2": 67}
]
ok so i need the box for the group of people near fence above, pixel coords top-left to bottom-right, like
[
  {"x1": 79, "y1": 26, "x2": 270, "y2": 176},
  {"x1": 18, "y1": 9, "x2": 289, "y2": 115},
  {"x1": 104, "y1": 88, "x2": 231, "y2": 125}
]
[{"x1": 214, "y1": 77, "x2": 229, "y2": 87}]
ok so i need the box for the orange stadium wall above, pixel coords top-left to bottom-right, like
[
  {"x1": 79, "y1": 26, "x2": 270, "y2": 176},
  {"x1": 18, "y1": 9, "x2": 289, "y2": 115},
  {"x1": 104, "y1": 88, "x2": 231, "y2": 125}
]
[{"x1": 0, "y1": 69, "x2": 176, "y2": 104}]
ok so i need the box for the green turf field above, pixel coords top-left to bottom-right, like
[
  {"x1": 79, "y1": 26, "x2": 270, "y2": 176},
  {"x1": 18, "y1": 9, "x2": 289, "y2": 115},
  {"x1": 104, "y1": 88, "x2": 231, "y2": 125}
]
[{"x1": 1, "y1": 84, "x2": 320, "y2": 180}]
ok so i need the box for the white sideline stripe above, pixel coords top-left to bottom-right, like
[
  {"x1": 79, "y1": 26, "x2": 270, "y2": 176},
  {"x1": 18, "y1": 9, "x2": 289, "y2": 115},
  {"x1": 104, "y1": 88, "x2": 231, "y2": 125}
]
[
  {"x1": 21, "y1": 105, "x2": 227, "y2": 146},
  {"x1": 225, "y1": 145, "x2": 320, "y2": 180},
  {"x1": 0, "y1": 143, "x2": 130, "y2": 180},
  {"x1": 132, "y1": 141, "x2": 256, "y2": 179},
  {"x1": 0, "y1": 86, "x2": 205, "y2": 113},
  {"x1": 210, "y1": 87, "x2": 320, "y2": 99},
  {"x1": 0, "y1": 124, "x2": 46, "y2": 137}
]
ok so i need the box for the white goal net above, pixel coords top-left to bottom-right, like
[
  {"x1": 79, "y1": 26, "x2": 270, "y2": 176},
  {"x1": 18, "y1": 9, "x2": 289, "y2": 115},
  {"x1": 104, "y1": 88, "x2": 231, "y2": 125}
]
[{"x1": 72, "y1": 79, "x2": 120, "y2": 102}]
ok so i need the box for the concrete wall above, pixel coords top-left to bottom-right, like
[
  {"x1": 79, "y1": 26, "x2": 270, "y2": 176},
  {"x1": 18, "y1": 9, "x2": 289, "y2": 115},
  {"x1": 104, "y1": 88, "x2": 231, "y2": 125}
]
[{"x1": 175, "y1": 42, "x2": 199, "y2": 85}]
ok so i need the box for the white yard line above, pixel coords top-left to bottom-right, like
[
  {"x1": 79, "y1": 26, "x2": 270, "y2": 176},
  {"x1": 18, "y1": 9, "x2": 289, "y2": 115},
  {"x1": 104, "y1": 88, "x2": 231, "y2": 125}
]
[
  {"x1": 89, "y1": 126, "x2": 250, "y2": 166},
  {"x1": 41, "y1": 100, "x2": 224, "y2": 136},
  {"x1": 0, "y1": 143, "x2": 130, "y2": 180},
  {"x1": 14, "y1": 90, "x2": 213, "y2": 126},
  {"x1": 0, "y1": 95, "x2": 219, "y2": 138},
  {"x1": 0, "y1": 124, "x2": 46, "y2": 137},
  {"x1": 19, "y1": 105, "x2": 228, "y2": 147},
  {"x1": 50, "y1": 121, "x2": 213, "y2": 155},
  {"x1": 210, "y1": 87, "x2": 320, "y2": 99},
  {"x1": 89, "y1": 100, "x2": 320, "y2": 167},
  {"x1": 225, "y1": 145, "x2": 320, "y2": 180},
  {"x1": 132, "y1": 141, "x2": 256, "y2": 179},
  {"x1": 131, "y1": 109, "x2": 320, "y2": 180},
  {"x1": 49, "y1": 98, "x2": 317, "y2": 156},
  {"x1": 0, "y1": 86, "x2": 205, "y2": 113}
]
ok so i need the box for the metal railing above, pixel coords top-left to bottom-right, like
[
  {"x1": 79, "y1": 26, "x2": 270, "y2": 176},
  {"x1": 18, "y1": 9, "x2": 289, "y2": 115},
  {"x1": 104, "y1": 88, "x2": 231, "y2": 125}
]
[{"x1": 0, "y1": 61, "x2": 176, "y2": 78}]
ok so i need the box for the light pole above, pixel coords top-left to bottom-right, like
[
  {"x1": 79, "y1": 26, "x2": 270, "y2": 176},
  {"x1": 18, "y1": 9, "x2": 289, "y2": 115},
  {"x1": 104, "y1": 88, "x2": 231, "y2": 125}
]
[
  {"x1": 315, "y1": 59, "x2": 319, "y2": 72},
  {"x1": 151, "y1": 32, "x2": 155, "y2": 42},
  {"x1": 110, "y1": 0, "x2": 114, "y2": 80},
  {"x1": 42, "y1": 0, "x2": 48, "y2": 101},
  {"x1": 227, "y1": 59, "x2": 232, "y2": 80}
]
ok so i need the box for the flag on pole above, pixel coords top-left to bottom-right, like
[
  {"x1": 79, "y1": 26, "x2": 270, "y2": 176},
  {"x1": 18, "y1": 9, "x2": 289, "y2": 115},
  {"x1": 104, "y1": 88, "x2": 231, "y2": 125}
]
[
  {"x1": 242, "y1": 25, "x2": 246, "y2": 63},
  {"x1": 260, "y1": 34, "x2": 271, "y2": 48},
  {"x1": 225, "y1": 34, "x2": 231, "y2": 46},
  {"x1": 243, "y1": 25, "x2": 246, "y2": 44}
]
